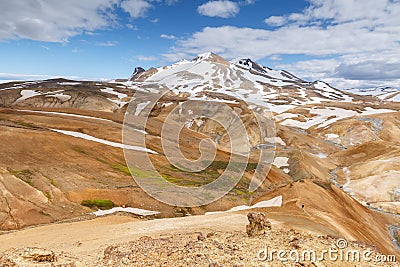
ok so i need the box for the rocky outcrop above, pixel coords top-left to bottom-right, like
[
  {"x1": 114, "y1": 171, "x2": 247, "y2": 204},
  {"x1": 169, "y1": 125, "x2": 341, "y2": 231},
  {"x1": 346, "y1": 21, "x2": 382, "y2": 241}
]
[
  {"x1": 129, "y1": 67, "x2": 146, "y2": 81},
  {"x1": 246, "y1": 212, "x2": 271, "y2": 237},
  {"x1": 0, "y1": 247, "x2": 80, "y2": 266},
  {"x1": 130, "y1": 67, "x2": 158, "y2": 82},
  {"x1": 192, "y1": 52, "x2": 230, "y2": 66}
]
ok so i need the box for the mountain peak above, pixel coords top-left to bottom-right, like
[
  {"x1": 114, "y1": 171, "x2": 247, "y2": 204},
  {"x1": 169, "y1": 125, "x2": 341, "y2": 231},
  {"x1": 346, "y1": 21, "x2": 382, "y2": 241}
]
[
  {"x1": 129, "y1": 67, "x2": 146, "y2": 81},
  {"x1": 192, "y1": 52, "x2": 230, "y2": 66},
  {"x1": 232, "y1": 58, "x2": 271, "y2": 72},
  {"x1": 232, "y1": 58, "x2": 303, "y2": 82}
]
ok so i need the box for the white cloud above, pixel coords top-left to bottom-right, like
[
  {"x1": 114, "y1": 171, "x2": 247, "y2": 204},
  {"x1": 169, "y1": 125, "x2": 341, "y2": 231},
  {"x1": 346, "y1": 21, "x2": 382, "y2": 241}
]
[
  {"x1": 126, "y1": 24, "x2": 139, "y2": 30},
  {"x1": 0, "y1": 0, "x2": 120, "y2": 42},
  {"x1": 0, "y1": 0, "x2": 158, "y2": 42},
  {"x1": 136, "y1": 55, "x2": 157, "y2": 61},
  {"x1": 264, "y1": 16, "x2": 287, "y2": 27},
  {"x1": 96, "y1": 41, "x2": 118, "y2": 46},
  {"x1": 335, "y1": 60, "x2": 400, "y2": 80},
  {"x1": 275, "y1": 52, "x2": 400, "y2": 89},
  {"x1": 0, "y1": 72, "x2": 81, "y2": 81},
  {"x1": 197, "y1": 1, "x2": 240, "y2": 18},
  {"x1": 275, "y1": 58, "x2": 340, "y2": 82},
  {"x1": 160, "y1": 34, "x2": 176, "y2": 40},
  {"x1": 165, "y1": 0, "x2": 180, "y2": 5},
  {"x1": 269, "y1": 54, "x2": 282, "y2": 61},
  {"x1": 120, "y1": 0, "x2": 153, "y2": 19},
  {"x1": 166, "y1": 0, "x2": 400, "y2": 89},
  {"x1": 242, "y1": 0, "x2": 255, "y2": 4}
]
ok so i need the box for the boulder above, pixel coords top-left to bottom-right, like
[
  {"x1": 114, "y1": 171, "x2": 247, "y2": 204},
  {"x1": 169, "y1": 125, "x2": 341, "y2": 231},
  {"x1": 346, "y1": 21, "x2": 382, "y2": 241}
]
[{"x1": 246, "y1": 212, "x2": 271, "y2": 237}]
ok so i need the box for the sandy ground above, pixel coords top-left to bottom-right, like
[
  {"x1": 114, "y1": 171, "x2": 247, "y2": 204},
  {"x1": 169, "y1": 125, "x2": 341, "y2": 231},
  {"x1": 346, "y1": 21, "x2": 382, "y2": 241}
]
[{"x1": 0, "y1": 212, "x2": 258, "y2": 264}]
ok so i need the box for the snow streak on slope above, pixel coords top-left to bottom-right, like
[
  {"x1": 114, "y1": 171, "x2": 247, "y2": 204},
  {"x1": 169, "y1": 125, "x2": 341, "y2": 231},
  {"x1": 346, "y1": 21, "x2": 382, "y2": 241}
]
[{"x1": 51, "y1": 129, "x2": 157, "y2": 154}]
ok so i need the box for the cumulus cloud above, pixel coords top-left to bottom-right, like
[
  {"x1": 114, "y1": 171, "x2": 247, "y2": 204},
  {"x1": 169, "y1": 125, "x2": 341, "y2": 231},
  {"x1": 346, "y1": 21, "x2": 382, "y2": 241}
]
[
  {"x1": 0, "y1": 0, "x2": 158, "y2": 42},
  {"x1": 160, "y1": 34, "x2": 176, "y2": 40},
  {"x1": 197, "y1": 1, "x2": 240, "y2": 18},
  {"x1": 275, "y1": 52, "x2": 400, "y2": 89},
  {"x1": 120, "y1": 0, "x2": 153, "y2": 19},
  {"x1": 334, "y1": 60, "x2": 400, "y2": 80},
  {"x1": 0, "y1": 0, "x2": 121, "y2": 42},
  {"x1": 166, "y1": 0, "x2": 400, "y2": 88},
  {"x1": 164, "y1": 23, "x2": 400, "y2": 60},
  {"x1": 264, "y1": 16, "x2": 287, "y2": 27}
]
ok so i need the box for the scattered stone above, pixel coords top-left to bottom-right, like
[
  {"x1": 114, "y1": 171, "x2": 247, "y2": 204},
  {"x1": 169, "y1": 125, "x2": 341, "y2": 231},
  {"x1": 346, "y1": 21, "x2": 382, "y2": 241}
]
[
  {"x1": 21, "y1": 248, "x2": 55, "y2": 262},
  {"x1": 206, "y1": 232, "x2": 215, "y2": 238},
  {"x1": 197, "y1": 232, "x2": 205, "y2": 241},
  {"x1": 246, "y1": 212, "x2": 271, "y2": 237},
  {"x1": 98, "y1": 229, "x2": 395, "y2": 267},
  {"x1": 0, "y1": 247, "x2": 80, "y2": 266}
]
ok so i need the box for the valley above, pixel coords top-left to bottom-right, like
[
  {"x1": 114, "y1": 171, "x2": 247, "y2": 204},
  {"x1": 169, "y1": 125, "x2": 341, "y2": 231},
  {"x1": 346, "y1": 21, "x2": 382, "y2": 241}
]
[{"x1": 0, "y1": 53, "x2": 399, "y2": 265}]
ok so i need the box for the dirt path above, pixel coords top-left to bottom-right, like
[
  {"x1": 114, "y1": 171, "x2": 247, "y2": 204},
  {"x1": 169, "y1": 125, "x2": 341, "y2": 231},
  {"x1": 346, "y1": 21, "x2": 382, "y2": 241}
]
[{"x1": 0, "y1": 212, "x2": 264, "y2": 264}]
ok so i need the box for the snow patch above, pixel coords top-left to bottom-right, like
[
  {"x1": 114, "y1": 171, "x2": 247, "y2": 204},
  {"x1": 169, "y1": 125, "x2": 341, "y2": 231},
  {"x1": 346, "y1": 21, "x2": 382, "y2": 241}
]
[
  {"x1": 264, "y1": 137, "x2": 286, "y2": 146},
  {"x1": 205, "y1": 196, "x2": 283, "y2": 215},
  {"x1": 135, "y1": 101, "x2": 151, "y2": 116},
  {"x1": 58, "y1": 82, "x2": 81, "y2": 86},
  {"x1": 361, "y1": 107, "x2": 396, "y2": 115},
  {"x1": 45, "y1": 93, "x2": 71, "y2": 101},
  {"x1": 51, "y1": 129, "x2": 157, "y2": 154},
  {"x1": 93, "y1": 207, "x2": 160, "y2": 217},
  {"x1": 325, "y1": 133, "x2": 340, "y2": 140},
  {"x1": 273, "y1": 157, "x2": 289, "y2": 168},
  {"x1": 14, "y1": 90, "x2": 41, "y2": 103}
]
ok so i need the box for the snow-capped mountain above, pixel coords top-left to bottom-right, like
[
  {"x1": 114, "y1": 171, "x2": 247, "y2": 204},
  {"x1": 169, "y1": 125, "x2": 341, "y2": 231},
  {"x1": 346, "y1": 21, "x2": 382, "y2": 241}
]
[
  {"x1": 346, "y1": 86, "x2": 400, "y2": 102},
  {"x1": 128, "y1": 52, "x2": 355, "y2": 113}
]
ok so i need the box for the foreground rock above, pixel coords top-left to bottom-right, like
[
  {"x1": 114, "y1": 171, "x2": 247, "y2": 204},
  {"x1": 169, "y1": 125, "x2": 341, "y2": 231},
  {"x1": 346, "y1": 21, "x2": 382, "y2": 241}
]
[
  {"x1": 100, "y1": 230, "x2": 396, "y2": 267},
  {"x1": 0, "y1": 247, "x2": 81, "y2": 266},
  {"x1": 246, "y1": 212, "x2": 271, "y2": 237}
]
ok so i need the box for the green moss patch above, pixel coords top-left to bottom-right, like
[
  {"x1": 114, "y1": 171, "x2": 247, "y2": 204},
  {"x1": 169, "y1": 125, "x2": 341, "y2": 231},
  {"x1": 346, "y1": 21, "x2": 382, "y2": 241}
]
[{"x1": 81, "y1": 199, "x2": 115, "y2": 210}]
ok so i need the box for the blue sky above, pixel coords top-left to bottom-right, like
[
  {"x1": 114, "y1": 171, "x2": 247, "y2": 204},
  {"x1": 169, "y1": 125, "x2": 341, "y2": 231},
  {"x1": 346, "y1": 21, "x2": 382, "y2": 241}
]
[{"x1": 0, "y1": 0, "x2": 399, "y2": 89}]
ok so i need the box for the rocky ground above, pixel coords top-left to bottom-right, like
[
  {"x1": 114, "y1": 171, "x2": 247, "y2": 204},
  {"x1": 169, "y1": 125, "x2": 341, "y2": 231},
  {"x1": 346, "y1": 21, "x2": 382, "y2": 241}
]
[{"x1": 0, "y1": 212, "x2": 397, "y2": 267}]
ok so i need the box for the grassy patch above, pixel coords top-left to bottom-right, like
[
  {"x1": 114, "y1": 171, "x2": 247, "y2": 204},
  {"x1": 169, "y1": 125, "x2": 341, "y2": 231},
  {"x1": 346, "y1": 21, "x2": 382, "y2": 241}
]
[
  {"x1": 164, "y1": 161, "x2": 257, "y2": 187},
  {"x1": 233, "y1": 188, "x2": 248, "y2": 196},
  {"x1": 8, "y1": 169, "x2": 34, "y2": 186},
  {"x1": 71, "y1": 146, "x2": 89, "y2": 155},
  {"x1": 110, "y1": 164, "x2": 132, "y2": 176},
  {"x1": 14, "y1": 121, "x2": 41, "y2": 129},
  {"x1": 44, "y1": 175, "x2": 57, "y2": 187},
  {"x1": 49, "y1": 178, "x2": 57, "y2": 186},
  {"x1": 169, "y1": 161, "x2": 258, "y2": 173},
  {"x1": 81, "y1": 199, "x2": 115, "y2": 210},
  {"x1": 111, "y1": 164, "x2": 159, "y2": 179},
  {"x1": 45, "y1": 191, "x2": 51, "y2": 199},
  {"x1": 313, "y1": 180, "x2": 333, "y2": 191}
]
